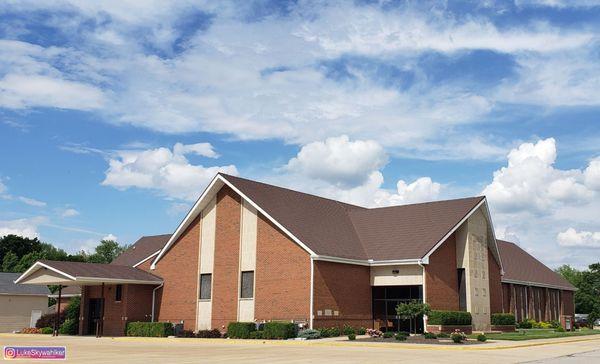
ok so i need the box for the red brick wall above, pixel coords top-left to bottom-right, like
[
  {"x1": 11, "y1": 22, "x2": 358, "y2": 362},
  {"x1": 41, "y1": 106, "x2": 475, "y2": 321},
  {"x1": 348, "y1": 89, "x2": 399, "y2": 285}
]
[
  {"x1": 425, "y1": 234, "x2": 459, "y2": 310},
  {"x1": 85, "y1": 285, "x2": 125, "y2": 336},
  {"x1": 211, "y1": 186, "x2": 241, "y2": 330},
  {"x1": 123, "y1": 285, "x2": 154, "y2": 323},
  {"x1": 152, "y1": 215, "x2": 201, "y2": 330},
  {"x1": 488, "y1": 249, "x2": 503, "y2": 314},
  {"x1": 561, "y1": 290, "x2": 574, "y2": 318},
  {"x1": 312, "y1": 260, "x2": 371, "y2": 329},
  {"x1": 254, "y1": 214, "x2": 311, "y2": 323}
]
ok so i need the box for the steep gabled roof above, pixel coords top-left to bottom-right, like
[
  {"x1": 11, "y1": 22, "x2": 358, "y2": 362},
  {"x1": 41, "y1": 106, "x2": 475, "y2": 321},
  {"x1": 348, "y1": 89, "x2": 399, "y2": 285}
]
[
  {"x1": 153, "y1": 173, "x2": 493, "y2": 266},
  {"x1": 497, "y1": 240, "x2": 575, "y2": 291},
  {"x1": 111, "y1": 234, "x2": 171, "y2": 267}
]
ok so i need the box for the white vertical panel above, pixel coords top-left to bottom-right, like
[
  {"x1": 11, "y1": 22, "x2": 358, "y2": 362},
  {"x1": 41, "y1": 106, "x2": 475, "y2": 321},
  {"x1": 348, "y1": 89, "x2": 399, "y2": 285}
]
[
  {"x1": 197, "y1": 196, "x2": 216, "y2": 330},
  {"x1": 238, "y1": 200, "x2": 257, "y2": 322}
]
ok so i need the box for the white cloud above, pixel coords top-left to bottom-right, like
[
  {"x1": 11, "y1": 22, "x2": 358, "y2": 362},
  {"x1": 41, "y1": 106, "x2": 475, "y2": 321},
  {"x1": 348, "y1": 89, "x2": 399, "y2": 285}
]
[
  {"x1": 102, "y1": 233, "x2": 117, "y2": 241},
  {"x1": 584, "y1": 158, "x2": 600, "y2": 190},
  {"x1": 17, "y1": 196, "x2": 46, "y2": 207},
  {"x1": 0, "y1": 180, "x2": 6, "y2": 195},
  {"x1": 483, "y1": 138, "x2": 595, "y2": 214},
  {"x1": 102, "y1": 143, "x2": 237, "y2": 200},
  {"x1": 0, "y1": 217, "x2": 46, "y2": 239},
  {"x1": 285, "y1": 135, "x2": 387, "y2": 187},
  {"x1": 557, "y1": 228, "x2": 600, "y2": 248},
  {"x1": 172, "y1": 142, "x2": 218, "y2": 158},
  {"x1": 61, "y1": 208, "x2": 80, "y2": 218}
]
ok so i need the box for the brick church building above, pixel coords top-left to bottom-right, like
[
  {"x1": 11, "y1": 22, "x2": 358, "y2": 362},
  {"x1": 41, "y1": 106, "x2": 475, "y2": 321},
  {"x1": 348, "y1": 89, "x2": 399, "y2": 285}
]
[{"x1": 15, "y1": 173, "x2": 575, "y2": 335}]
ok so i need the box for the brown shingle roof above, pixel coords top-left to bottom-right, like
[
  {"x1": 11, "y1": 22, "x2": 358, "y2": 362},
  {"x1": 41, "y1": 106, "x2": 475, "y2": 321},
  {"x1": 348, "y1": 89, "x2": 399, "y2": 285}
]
[
  {"x1": 111, "y1": 234, "x2": 171, "y2": 266},
  {"x1": 38, "y1": 260, "x2": 163, "y2": 283},
  {"x1": 222, "y1": 174, "x2": 484, "y2": 261},
  {"x1": 497, "y1": 240, "x2": 575, "y2": 290}
]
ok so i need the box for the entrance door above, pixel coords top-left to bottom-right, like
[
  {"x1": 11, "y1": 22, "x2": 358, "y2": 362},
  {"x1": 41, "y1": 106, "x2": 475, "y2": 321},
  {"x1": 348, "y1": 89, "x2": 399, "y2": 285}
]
[
  {"x1": 87, "y1": 299, "x2": 102, "y2": 335},
  {"x1": 30, "y1": 310, "x2": 42, "y2": 328}
]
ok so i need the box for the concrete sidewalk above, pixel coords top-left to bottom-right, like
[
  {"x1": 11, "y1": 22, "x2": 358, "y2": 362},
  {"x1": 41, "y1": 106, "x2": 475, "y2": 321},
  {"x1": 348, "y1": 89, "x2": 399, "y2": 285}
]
[{"x1": 1, "y1": 333, "x2": 599, "y2": 363}]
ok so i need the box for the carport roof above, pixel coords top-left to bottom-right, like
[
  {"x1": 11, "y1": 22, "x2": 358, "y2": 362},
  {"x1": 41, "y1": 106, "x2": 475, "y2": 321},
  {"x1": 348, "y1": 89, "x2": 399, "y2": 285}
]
[{"x1": 15, "y1": 260, "x2": 163, "y2": 286}]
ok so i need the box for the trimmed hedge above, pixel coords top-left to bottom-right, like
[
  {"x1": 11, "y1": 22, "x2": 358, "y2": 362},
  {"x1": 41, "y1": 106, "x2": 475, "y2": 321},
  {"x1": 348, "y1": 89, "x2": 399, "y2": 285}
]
[
  {"x1": 126, "y1": 322, "x2": 174, "y2": 337},
  {"x1": 227, "y1": 322, "x2": 256, "y2": 339},
  {"x1": 196, "y1": 329, "x2": 222, "y2": 338},
  {"x1": 428, "y1": 310, "x2": 472, "y2": 326},
  {"x1": 491, "y1": 313, "x2": 515, "y2": 326},
  {"x1": 263, "y1": 322, "x2": 297, "y2": 339}
]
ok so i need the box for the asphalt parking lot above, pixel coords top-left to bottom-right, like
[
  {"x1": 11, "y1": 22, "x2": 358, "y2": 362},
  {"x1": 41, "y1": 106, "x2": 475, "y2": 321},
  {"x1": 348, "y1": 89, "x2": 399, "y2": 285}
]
[{"x1": 1, "y1": 334, "x2": 600, "y2": 363}]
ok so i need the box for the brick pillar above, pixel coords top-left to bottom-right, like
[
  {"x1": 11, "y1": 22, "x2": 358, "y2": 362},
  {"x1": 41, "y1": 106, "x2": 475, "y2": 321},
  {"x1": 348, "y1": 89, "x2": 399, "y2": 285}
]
[{"x1": 528, "y1": 286, "x2": 534, "y2": 320}]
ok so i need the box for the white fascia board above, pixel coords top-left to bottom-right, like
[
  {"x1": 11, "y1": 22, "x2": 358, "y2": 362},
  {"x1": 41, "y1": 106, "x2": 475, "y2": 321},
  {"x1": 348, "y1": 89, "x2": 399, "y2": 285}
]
[
  {"x1": 151, "y1": 174, "x2": 317, "y2": 269},
  {"x1": 151, "y1": 175, "x2": 224, "y2": 269},
  {"x1": 133, "y1": 250, "x2": 161, "y2": 268},
  {"x1": 312, "y1": 255, "x2": 422, "y2": 266},
  {"x1": 74, "y1": 277, "x2": 163, "y2": 285},
  {"x1": 421, "y1": 198, "x2": 487, "y2": 263},
  {"x1": 14, "y1": 261, "x2": 77, "y2": 284},
  {"x1": 501, "y1": 278, "x2": 577, "y2": 292},
  {"x1": 48, "y1": 294, "x2": 80, "y2": 298}
]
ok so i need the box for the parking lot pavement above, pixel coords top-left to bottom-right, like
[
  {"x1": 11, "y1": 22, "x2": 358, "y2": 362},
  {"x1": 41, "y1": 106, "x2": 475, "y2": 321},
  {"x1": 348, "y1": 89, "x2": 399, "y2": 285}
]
[
  {"x1": 1, "y1": 334, "x2": 600, "y2": 363},
  {"x1": 525, "y1": 348, "x2": 600, "y2": 363}
]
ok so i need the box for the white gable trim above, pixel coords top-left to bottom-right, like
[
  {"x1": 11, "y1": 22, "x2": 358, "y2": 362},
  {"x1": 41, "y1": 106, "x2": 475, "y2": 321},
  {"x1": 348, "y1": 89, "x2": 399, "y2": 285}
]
[
  {"x1": 14, "y1": 261, "x2": 76, "y2": 284},
  {"x1": 151, "y1": 174, "x2": 316, "y2": 269},
  {"x1": 132, "y1": 250, "x2": 161, "y2": 268},
  {"x1": 420, "y1": 198, "x2": 503, "y2": 272}
]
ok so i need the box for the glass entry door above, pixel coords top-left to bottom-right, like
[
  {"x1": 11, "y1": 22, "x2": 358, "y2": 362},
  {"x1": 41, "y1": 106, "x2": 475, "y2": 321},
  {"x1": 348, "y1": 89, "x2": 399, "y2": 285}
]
[{"x1": 372, "y1": 285, "x2": 424, "y2": 333}]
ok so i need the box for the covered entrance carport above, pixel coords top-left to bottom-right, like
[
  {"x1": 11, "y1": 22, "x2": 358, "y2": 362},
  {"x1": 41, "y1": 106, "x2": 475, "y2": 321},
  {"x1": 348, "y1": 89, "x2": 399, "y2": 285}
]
[{"x1": 15, "y1": 260, "x2": 163, "y2": 337}]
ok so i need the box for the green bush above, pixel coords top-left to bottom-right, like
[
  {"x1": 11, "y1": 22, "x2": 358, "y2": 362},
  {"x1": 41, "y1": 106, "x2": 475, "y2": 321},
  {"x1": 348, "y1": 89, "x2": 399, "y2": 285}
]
[
  {"x1": 226, "y1": 322, "x2": 256, "y2": 339},
  {"x1": 395, "y1": 332, "x2": 407, "y2": 341},
  {"x1": 343, "y1": 325, "x2": 355, "y2": 335},
  {"x1": 555, "y1": 326, "x2": 565, "y2": 332},
  {"x1": 248, "y1": 330, "x2": 264, "y2": 339},
  {"x1": 318, "y1": 327, "x2": 341, "y2": 338},
  {"x1": 357, "y1": 327, "x2": 366, "y2": 335},
  {"x1": 491, "y1": 313, "x2": 516, "y2": 326},
  {"x1": 549, "y1": 320, "x2": 561, "y2": 329},
  {"x1": 450, "y1": 331, "x2": 466, "y2": 343},
  {"x1": 383, "y1": 331, "x2": 394, "y2": 338},
  {"x1": 41, "y1": 327, "x2": 53, "y2": 335},
  {"x1": 517, "y1": 319, "x2": 535, "y2": 329},
  {"x1": 423, "y1": 332, "x2": 437, "y2": 339},
  {"x1": 126, "y1": 322, "x2": 174, "y2": 337},
  {"x1": 196, "y1": 329, "x2": 222, "y2": 338},
  {"x1": 263, "y1": 322, "x2": 296, "y2": 339},
  {"x1": 436, "y1": 332, "x2": 449, "y2": 338},
  {"x1": 58, "y1": 318, "x2": 78, "y2": 335},
  {"x1": 298, "y1": 329, "x2": 321, "y2": 340},
  {"x1": 428, "y1": 311, "x2": 472, "y2": 326},
  {"x1": 348, "y1": 333, "x2": 356, "y2": 340},
  {"x1": 477, "y1": 334, "x2": 487, "y2": 342}
]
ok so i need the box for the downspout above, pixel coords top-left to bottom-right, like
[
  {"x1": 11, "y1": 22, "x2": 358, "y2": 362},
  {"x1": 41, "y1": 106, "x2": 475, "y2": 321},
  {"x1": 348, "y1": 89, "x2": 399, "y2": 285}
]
[
  {"x1": 309, "y1": 257, "x2": 314, "y2": 330},
  {"x1": 152, "y1": 283, "x2": 163, "y2": 322},
  {"x1": 418, "y1": 260, "x2": 427, "y2": 332}
]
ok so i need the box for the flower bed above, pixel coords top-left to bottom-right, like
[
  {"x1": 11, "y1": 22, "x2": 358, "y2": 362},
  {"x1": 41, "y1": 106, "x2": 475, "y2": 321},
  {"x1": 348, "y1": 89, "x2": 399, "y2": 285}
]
[{"x1": 426, "y1": 324, "x2": 473, "y2": 335}]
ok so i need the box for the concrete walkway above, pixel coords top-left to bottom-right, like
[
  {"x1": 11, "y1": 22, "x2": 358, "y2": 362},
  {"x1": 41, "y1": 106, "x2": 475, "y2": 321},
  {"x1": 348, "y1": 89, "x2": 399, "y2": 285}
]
[{"x1": 1, "y1": 333, "x2": 599, "y2": 363}]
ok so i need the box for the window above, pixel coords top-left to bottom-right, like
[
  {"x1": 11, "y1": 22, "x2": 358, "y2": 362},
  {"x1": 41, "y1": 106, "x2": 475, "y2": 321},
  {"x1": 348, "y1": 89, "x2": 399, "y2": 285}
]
[
  {"x1": 199, "y1": 274, "x2": 212, "y2": 300},
  {"x1": 240, "y1": 271, "x2": 254, "y2": 299},
  {"x1": 115, "y1": 284, "x2": 122, "y2": 301}
]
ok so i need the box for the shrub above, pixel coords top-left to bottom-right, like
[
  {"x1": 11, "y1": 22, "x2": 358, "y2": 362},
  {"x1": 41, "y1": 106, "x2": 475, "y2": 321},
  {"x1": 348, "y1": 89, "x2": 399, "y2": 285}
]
[
  {"x1": 318, "y1": 327, "x2": 341, "y2": 338},
  {"x1": 436, "y1": 332, "x2": 449, "y2": 338},
  {"x1": 366, "y1": 328, "x2": 383, "y2": 338},
  {"x1": 196, "y1": 329, "x2": 222, "y2": 338},
  {"x1": 126, "y1": 322, "x2": 174, "y2": 337},
  {"x1": 491, "y1": 313, "x2": 516, "y2": 326},
  {"x1": 226, "y1": 322, "x2": 256, "y2": 339},
  {"x1": 348, "y1": 333, "x2": 356, "y2": 340},
  {"x1": 343, "y1": 325, "x2": 355, "y2": 335},
  {"x1": 298, "y1": 329, "x2": 321, "y2": 340},
  {"x1": 59, "y1": 318, "x2": 78, "y2": 335},
  {"x1": 517, "y1": 319, "x2": 535, "y2": 329},
  {"x1": 383, "y1": 331, "x2": 394, "y2": 338},
  {"x1": 41, "y1": 327, "x2": 53, "y2": 335},
  {"x1": 428, "y1": 310, "x2": 472, "y2": 326},
  {"x1": 555, "y1": 326, "x2": 565, "y2": 332},
  {"x1": 357, "y1": 327, "x2": 367, "y2": 335},
  {"x1": 263, "y1": 322, "x2": 297, "y2": 339},
  {"x1": 177, "y1": 330, "x2": 196, "y2": 338},
  {"x1": 395, "y1": 332, "x2": 407, "y2": 341},
  {"x1": 549, "y1": 320, "x2": 561, "y2": 329},
  {"x1": 450, "y1": 330, "x2": 467, "y2": 343},
  {"x1": 477, "y1": 334, "x2": 487, "y2": 342},
  {"x1": 36, "y1": 312, "x2": 65, "y2": 329},
  {"x1": 423, "y1": 332, "x2": 437, "y2": 339},
  {"x1": 249, "y1": 331, "x2": 264, "y2": 339}
]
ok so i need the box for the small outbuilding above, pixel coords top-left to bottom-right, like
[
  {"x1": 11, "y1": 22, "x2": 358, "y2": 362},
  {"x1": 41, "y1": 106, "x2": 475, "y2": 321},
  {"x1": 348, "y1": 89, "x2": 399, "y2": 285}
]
[{"x1": 0, "y1": 272, "x2": 50, "y2": 332}]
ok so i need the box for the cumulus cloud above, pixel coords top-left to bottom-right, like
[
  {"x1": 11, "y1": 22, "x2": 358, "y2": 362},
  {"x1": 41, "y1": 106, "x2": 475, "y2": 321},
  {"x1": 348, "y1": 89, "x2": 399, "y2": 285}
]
[
  {"x1": 0, "y1": 217, "x2": 46, "y2": 239},
  {"x1": 285, "y1": 135, "x2": 387, "y2": 187},
  {"x1": 61, "y1": 208, "x2": 80, "y2": 218},
  {"x1": 557, "y1": 228, "x2": 600, "y2": 248},
  {"x1": 17, "y1": 196, "x2": 46, "y2": 207},
  {"x1": 483, "y1": 138, "x2": 595, "y2": 214},
  {"x1": 102, "y1": 143, "x2": 237, "y2": 200},
  {"x1": 584, "y1": 158, "x2": 600, "y2": 190},
  {"x1": 102, "y1": 233, "x2": 118, "y2": 241}
]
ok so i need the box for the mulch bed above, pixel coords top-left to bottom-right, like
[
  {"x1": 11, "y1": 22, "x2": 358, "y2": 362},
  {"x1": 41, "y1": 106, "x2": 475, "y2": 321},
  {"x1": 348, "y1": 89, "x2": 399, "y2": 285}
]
[{"x1": 354, "y1": 336, "x2": 484, "y2": 345}]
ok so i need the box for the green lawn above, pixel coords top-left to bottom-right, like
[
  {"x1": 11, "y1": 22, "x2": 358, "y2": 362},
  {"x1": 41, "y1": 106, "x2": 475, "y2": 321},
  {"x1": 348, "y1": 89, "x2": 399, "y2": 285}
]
[{"x1": 471, "y1": 328, "x2": 600, "y2": 341}]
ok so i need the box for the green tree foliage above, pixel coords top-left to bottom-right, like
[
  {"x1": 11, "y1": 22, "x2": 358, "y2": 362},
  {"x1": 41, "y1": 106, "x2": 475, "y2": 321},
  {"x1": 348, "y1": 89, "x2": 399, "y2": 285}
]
[
  {"x1": 86, "y1": 239, "x2": 129, "y2": 264},
  {"x1": 396, "y1": 300, "x2": 431, "y2": 334},
  {"x1": 557, "y1": 263, "x2": 600, "y2": 325}
]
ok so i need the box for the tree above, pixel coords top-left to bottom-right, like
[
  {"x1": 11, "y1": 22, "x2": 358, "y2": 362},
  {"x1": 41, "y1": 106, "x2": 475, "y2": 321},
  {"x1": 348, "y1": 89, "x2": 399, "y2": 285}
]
[
  {"x1": 396, "y1": 300, "x2": 431, "y2": 334},
  {"x1": 86, "y1": 239, "x2": 128, "y2": 264},
  {"x1": 0, "y1": 235, "x2": 42, "y2": 264},
  {"x1": 1, "y1": 251, "x2": 19, "y2": 272},
  {"x1": 576, "y1": 263, "x2": 600, "y2": 326},
  {"x1": 555, "y1": 265, "x2": 583, "y2": 287}
]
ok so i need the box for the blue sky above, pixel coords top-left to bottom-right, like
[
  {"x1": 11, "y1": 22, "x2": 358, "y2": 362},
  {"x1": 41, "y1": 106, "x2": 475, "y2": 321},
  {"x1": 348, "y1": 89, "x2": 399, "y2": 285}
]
[{"x1": 1, "y1": 0, "x2": 599, "y2": 268}]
